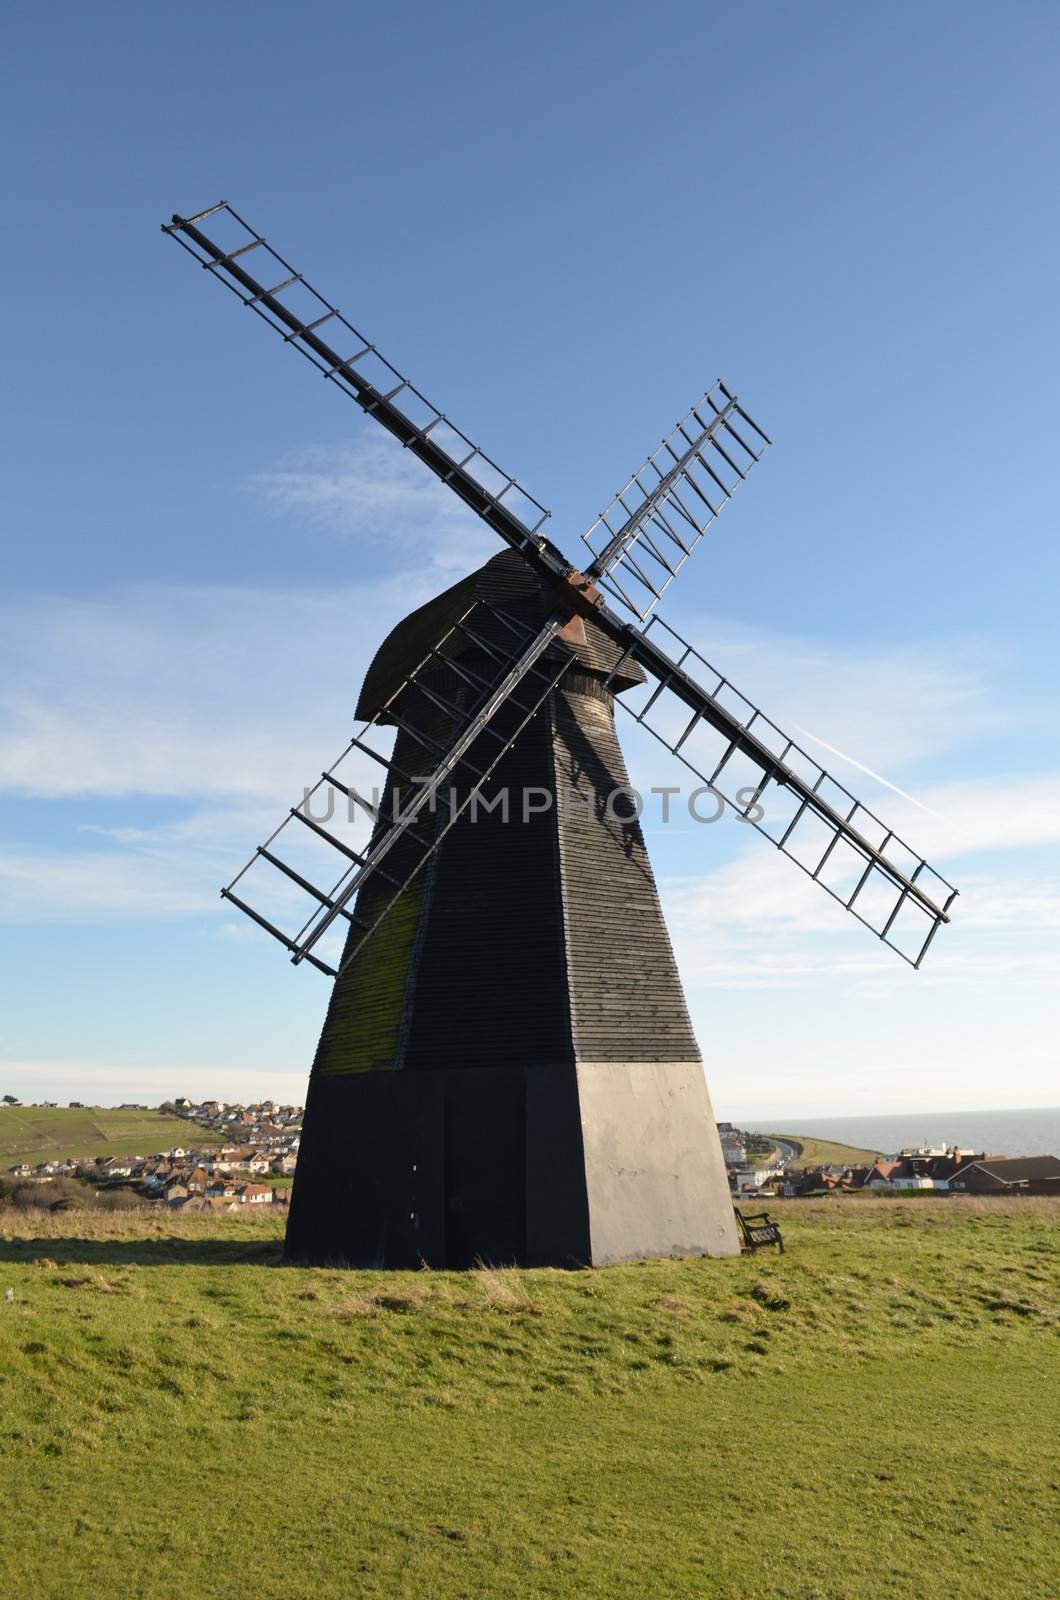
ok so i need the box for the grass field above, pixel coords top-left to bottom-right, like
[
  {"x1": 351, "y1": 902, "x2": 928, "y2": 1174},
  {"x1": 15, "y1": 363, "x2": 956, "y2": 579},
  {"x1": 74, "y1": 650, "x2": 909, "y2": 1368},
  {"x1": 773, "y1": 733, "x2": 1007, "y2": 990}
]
[
  {"x1": 767, "y1": 1133, "x2": 883, "y2": 1167},
  {"x1": 1, "y1": 1197, "x2": 1057, "y2": 1598},
  {"x1": 0, "y1": 1105, "x2": 218, "y2": 1169}
]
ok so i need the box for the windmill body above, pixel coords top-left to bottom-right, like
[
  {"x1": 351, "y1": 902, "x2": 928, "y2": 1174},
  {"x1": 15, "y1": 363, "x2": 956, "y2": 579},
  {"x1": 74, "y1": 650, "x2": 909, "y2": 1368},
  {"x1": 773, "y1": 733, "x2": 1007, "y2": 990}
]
[
  {"x1": 287, "y1": 551, "x2": 738, "y2": 1266},
  {"x1": 163, "y1": 203, "x2": 958, "y2": 1271}
]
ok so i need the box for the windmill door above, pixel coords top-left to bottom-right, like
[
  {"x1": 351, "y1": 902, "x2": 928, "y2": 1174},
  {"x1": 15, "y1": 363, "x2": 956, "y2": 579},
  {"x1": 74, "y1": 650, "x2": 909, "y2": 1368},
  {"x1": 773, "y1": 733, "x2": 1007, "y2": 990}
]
[{"x1": 442, "y1": 1069, "x2": 527, "y2": 1269}]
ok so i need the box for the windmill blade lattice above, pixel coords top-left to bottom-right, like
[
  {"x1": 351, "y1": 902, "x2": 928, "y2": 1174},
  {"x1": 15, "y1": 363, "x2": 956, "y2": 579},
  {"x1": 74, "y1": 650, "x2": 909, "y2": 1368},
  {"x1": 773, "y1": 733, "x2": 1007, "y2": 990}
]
[
  {"x1": 605, "y1": 610, "x2": 958, "y2": 968},
  {"x1": 223, "y1": 600, "x2": 575, "y2": 975},
  {"x1": 163, "y1": 203, "x2": 565, "y2": 575},
  {"x1": 581, "y1": 384, "x2": 771, "y2": 621},
  {"x1": 219, "y1": 601, "x2": 576, "y2": 972}
]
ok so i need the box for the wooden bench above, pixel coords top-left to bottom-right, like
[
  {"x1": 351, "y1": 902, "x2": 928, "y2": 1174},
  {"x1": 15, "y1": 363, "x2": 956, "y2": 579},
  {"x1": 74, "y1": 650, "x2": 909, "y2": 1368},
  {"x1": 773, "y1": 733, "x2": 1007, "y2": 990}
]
[{"x1": 735, "y1": 1207, "x2": 785, "y2": 1254}]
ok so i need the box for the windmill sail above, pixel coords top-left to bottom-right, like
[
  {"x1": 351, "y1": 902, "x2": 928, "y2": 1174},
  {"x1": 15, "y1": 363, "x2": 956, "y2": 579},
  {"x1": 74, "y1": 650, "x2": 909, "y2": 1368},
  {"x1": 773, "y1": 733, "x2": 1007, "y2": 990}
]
[
  {"x1": 221, "y1": 596, "x2": 575, "y2": 975},
  {"x1": 580, "y1": 384, "x2": 771, "y2": 620},
  {"x1": 602, "y1": 609, "x2": 958, "y2": 968},
  {"x1": 163, "y1": 203, "x2": 566, "y2": 577}
]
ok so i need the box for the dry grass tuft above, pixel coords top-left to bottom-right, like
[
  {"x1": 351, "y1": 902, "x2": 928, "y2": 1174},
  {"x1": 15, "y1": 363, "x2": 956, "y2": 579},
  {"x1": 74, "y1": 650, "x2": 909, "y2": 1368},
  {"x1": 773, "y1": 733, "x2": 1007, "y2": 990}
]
[
  {"x1": 718, "y1": 1305, "x2": 752, "y2": 1324},
  {"x1": 332, "y1": 1291, "x2": 380, "y2": 1320},
  {"x1": 332, "y1": 1280, "x2": 439, "y2": 1320},
  {"x1": 651, "y1": 1295, "x2": 690, "y2": 1315},
  {"x1": 473, "y1": 1267, "x2": 540, "y2": 1315}
]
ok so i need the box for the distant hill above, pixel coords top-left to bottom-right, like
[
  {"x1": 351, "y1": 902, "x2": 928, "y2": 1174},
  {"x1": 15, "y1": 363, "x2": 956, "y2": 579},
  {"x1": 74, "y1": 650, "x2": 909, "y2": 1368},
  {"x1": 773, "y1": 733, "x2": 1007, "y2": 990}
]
[
  {"x1": 768, "y1": 1132, "x2": 882, "y2": 1168},
  {"x1": 0, "y1": 1105, "x2": 220, "y2": 1169}
]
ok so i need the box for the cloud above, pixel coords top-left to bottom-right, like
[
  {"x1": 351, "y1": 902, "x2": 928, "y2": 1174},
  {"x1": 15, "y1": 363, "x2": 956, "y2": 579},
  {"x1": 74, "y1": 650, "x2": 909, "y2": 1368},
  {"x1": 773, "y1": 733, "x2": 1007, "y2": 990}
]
[
  {"x1": 864, "y1": 774, "x2": 1060, "y2": 860},
  {"x1": 250, "y1": 434, "x2": 494, "y2": 575},
  {"x1": 0, "y1": 847, "x2": 217, "y2": 920},
  {"x1": 0, "y1": 581, "x2": 407, "y2": 802},
  {"x1": 0, "y1": 1059, "x2": 311, "y2": 1106},
  {"x1": 648, "y1": 609, "x2": 1000, "y2": 774},
  {"x1": 660, "y1": 844, "x2": 1060, "y2": 991}
]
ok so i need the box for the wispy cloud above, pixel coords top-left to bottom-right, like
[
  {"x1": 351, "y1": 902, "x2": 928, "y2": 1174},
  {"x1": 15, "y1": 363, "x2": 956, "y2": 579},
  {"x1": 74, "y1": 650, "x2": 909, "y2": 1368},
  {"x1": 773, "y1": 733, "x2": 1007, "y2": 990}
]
[
  {"x1": 0, "y1": 581, "x2": 405, "y2": 802},
  {"x1": 655, "y1": 610, "x2": 1000, "y2": 773},
  {"x1": 250, "y1": 434, "x2": 493, "y2": 575},
  {"x1": 0, "y1": 848, "x2": 218, "y2": 920},
  {"x1": 661, "y1": 845, "x2": 1060, "y2": 992},
  {"x1": 0, "y1": 1058, "x2": 311, "y2": 1105}
]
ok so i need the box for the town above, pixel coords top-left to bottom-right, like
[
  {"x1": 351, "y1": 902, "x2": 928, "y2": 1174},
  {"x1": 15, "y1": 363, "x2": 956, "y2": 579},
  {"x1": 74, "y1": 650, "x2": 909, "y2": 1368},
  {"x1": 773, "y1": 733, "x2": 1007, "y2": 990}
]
[
  {"x1": 719, "y1": 1123, "x2": 1060, "y2": 1199},
  {"x1": 3, "y1": 1097, "x2": 302, "y2": 1209},
  {"x1": 6, "y1": 1101, "x2": 1059, "y2": 1208}
]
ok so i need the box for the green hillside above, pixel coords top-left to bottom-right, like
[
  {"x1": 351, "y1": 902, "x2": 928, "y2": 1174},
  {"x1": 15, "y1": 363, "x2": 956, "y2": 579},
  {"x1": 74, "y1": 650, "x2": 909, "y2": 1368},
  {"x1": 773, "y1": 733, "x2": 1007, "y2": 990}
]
[
  {"x1": 0, "y1": 1197, "x2": 1056, "y2": 1598},
  {"x1": 768, "y1": 1132, "x2": 883, "y2": 1167},
  {"x1": 0, "y1": 1105, "x2": 219, "y2": 1169}
]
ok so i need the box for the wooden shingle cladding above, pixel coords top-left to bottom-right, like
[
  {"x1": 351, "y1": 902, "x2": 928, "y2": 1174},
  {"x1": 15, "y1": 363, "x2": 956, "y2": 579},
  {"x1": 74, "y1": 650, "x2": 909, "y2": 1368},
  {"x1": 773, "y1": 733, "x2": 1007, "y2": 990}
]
[{"x1": 554, "y1": 683, "x2": 700, "y2": 1064}]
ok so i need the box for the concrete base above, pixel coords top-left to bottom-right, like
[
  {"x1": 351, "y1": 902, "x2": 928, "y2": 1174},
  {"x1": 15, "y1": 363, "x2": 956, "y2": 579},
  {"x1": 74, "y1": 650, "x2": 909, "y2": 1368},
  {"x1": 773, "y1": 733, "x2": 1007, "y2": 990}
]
[
  {"x1": 576, "y1": 1061, "x2": 740, "y2": 1262},
  {"x1": 285, "y1": 1061, "x2": 738, "y2": 1268}
]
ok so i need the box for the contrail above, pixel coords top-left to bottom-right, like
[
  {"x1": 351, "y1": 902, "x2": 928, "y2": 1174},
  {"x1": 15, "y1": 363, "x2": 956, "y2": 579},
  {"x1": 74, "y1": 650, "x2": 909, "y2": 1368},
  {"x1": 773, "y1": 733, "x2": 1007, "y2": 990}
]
[{"x1": 792, "y1": 724, "x2": 952, "y2": 827}]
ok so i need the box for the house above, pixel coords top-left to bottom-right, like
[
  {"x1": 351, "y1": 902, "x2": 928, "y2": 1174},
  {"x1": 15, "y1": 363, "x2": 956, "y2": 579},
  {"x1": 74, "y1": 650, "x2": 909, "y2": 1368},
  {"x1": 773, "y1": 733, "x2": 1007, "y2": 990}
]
[
  {"x1": 271, "y1": 1154, "x2": 298, "y2": 1175},
  {"x1": 732, "y1": 1168, "x2": 772, "y2": 1195},
  {"x1": 889, "y1": 1153, "x2": 979, "y2": 1190},
  {"x1": 948, "y1": 1156, "x2": 1060, "y2": 1195},
  {"x1": 164, "y1": 1183, "x2": 189, "y2": 1205},
  {"x1": 806, "y1": 1167, "x2": 844, "y2": 1193},
  {"x1": 206, "y1": 1180, "x2": 239, "y2": 1199},
  {"x1": 890, "y1": 1161, "x2": 936, "y2": 1191},
  {"x1": 720, "y1": 1133, "x2": 747, "y2": 1168},
  {"x1": 236, "y1": 1182, "x2": 274, "y2": 1204},
  {"x1": 99, "y1": 1157, "x2": 135, "y2": 1178},
  {"x1": 862, "y1": 1161, "x2": 902, "y2": 1190}
]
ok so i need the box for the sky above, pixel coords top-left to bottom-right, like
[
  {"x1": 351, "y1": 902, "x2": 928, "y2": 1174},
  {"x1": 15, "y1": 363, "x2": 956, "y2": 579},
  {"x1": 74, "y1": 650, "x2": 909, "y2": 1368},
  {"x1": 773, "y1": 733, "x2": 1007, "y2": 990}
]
[{"x1": 1, "y1": 0, "x2": 1058, "y2": 1120}]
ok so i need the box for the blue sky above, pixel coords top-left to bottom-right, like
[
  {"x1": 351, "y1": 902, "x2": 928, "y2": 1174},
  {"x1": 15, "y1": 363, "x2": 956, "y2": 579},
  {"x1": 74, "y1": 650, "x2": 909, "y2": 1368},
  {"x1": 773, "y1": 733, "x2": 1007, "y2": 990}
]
[{"x1": 1, "y1": 0, "x2": 1058, "y2": 1118}]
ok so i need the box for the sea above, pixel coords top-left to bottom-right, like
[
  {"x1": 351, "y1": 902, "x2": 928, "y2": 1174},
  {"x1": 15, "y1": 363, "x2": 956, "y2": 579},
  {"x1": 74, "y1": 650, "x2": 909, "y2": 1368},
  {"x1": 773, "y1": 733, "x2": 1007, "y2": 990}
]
[{"x1": 751, "y1": 1107, "x2": 1060, "y2": 1159}]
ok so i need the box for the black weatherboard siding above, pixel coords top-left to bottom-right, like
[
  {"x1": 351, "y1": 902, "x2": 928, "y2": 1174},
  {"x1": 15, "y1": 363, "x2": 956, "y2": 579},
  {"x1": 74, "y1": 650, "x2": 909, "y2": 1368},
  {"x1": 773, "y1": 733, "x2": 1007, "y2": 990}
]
[{"x1": 285, "y1": 551, "x2": 736, "y2": 1268}]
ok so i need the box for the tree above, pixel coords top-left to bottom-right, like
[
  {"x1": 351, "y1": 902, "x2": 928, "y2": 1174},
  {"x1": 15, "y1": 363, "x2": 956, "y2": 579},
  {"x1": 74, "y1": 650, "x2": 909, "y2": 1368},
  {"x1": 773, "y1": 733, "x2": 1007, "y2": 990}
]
[{"x1": 2, "y1": 1095, "x2": 20, "y2": 1106}]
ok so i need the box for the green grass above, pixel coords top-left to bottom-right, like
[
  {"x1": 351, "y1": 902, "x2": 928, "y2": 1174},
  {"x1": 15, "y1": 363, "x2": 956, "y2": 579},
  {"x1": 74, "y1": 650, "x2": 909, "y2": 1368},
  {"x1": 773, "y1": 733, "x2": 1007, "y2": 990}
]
[
  {"x1": 1, "y1": 1198, "x2": 1058, "y2": 1598},
  {"x1": 768, "y1": 1132, "x2": 883, "y2": 1167},
  {"x1": 0, "y1": 1106, "x2": 218, "y2": 1169}
]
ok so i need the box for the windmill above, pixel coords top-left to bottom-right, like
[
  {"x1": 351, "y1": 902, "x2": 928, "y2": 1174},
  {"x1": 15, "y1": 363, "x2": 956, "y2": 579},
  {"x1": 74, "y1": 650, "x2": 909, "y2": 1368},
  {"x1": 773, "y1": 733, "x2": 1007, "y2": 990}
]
[{"x1": 163, "y1": 202, "x2": 958, "y2": 1268}]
